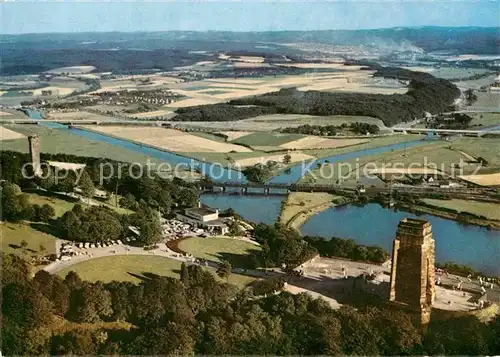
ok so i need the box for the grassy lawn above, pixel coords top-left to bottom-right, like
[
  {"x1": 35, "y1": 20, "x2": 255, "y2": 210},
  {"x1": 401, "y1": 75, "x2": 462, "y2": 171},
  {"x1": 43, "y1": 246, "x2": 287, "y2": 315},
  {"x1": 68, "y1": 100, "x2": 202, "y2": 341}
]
[
  {"x1": 469, "y1": 113, "x2": 500, "y2": 129},
  {"x1": 56, "y1": 254, "x2": 257, "y2": 287},
  {"x1": 24, "y1": 190, "x2": 133, "y2": 216},
  {"x1": 25, "y1": 191, "x2": 77, "y2": 217},
  {"x1": 280, "y1": 192, "x2": 341, "y2": 225},
  {"x1": 178, "y1": 236, "x2": 261, "y2": 268},
  {"x1": 422, "y1": 199, "x2": 500, "y2": 221},
  {"x1": 2, "y1": 222, "x2": 58, "y2": 256},
  {"x1": 232, "y1": 132, "x2": 305, "y2": 147}
]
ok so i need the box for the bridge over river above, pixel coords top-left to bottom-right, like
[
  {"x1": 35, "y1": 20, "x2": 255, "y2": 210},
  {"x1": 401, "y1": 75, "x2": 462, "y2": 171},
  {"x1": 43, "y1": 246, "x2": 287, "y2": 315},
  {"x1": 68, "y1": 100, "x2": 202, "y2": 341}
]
[
  {"x1": 392, "y1": 127, "x2": 500, "y2": 137},
  {"x1": 203, "y1": 181, "x2": 498, "y2": 200}
]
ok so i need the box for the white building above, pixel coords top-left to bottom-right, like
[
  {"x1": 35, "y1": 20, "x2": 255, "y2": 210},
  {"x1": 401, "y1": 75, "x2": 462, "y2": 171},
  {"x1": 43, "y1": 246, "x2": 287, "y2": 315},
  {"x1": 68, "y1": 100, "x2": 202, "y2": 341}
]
[{"x1": 175, "y1": 206, "x2": 229, "y2": 235}]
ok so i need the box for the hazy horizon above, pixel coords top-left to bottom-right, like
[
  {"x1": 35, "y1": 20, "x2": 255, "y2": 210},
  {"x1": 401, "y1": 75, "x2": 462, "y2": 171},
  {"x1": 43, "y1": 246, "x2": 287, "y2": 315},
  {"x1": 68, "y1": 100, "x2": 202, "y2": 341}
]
[{"x1": 1, "y1": 1, "x2": 498, "y2": 35}]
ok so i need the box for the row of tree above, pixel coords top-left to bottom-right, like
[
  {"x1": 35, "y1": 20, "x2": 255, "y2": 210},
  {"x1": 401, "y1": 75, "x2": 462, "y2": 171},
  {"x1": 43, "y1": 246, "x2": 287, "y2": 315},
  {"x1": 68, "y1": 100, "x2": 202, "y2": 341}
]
[
  {"x1": 3, "y1": 251, "x2": 499, "y2": 356},
  {"x1": 251, "y1": 223, "x2": 390, "y2": 268},
  {"x1": 303, "y1": 236, "x2": 389, "y2": 263},
  {"x1": 281, "y1": 122, "x2": 380, "y2": 136}
]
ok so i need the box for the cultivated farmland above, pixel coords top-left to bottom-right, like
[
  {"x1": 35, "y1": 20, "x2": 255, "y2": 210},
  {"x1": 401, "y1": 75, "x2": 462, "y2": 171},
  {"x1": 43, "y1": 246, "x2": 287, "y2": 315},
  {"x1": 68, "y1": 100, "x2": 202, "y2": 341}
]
[
  {"x1": 0, "y1": 126, "x2": 25, "y2": 140},
  {"x1": 83, "y1": 126, "x2": 253, "y2": 153},
  {"x1": 280, "y1": 136, "x2": 369, "y2": 150}
]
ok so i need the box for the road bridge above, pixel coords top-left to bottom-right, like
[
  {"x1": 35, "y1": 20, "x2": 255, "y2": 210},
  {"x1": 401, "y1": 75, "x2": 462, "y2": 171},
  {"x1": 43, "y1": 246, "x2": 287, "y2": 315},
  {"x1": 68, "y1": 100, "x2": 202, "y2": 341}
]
[
  {"x1": 203, "y1": 181, "x2": 497, "y2": 199},
  {"x1": 392, "y1": 127, "x2": 500, "y2": 137}
]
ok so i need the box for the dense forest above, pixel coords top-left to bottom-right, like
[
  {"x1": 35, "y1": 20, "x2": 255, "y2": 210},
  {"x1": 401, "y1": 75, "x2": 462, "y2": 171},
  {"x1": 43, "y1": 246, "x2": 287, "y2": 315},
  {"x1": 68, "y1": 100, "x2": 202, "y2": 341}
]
[
  {"x1": 229, "y1": 67, "x2": 460, "y2": 126},
  {"x1": 173, "y1": 103, "x2": 277, "y2": 122},
  {"x1": 3, "y1": 251, "x2": 499, "y2": 356},
  {"x1": 172, "y1": 67, "x2": 460, "y2": 126}
]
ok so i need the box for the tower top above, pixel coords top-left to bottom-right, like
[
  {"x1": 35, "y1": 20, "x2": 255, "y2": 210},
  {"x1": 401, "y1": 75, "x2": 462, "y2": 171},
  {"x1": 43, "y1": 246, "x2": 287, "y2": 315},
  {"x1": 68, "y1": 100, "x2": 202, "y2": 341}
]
[{"x1": 397, "y1": 218, "x2": 433, "y2": 245}]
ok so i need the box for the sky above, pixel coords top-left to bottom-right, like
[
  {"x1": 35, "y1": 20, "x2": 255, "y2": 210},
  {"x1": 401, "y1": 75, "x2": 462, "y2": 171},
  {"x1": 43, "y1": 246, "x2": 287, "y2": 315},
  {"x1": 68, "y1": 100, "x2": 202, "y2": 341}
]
[{"x1": 1, "y1": 1, "x2": 499, "y2": 34}]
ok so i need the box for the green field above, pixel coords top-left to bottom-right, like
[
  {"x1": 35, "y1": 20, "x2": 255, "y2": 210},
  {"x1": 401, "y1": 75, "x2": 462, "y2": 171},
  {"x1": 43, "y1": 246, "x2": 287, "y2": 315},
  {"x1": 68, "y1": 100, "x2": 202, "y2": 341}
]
[
  {"x1": 299, "y1": 138, "x2": 497, "y2": 185},
  {"x1": 469, "y1": 92, "x2": 500, "y2": 110},
  {"x1": 280, "y1": 192, "x2": 341, "y2": 226},
  {"x1": 190, "y1": 131, "x2": 228, "y2": 143},
  {"x1": 2, "y1": 222, "x2": 58, "y2": 256},
  {"x1": 303, "y1": 134, "x2": 424, "y2": 159},
  {"x1": 454, "y1": 75, "x2": 498, "y2": 90},
  {"x1": 431, "y1": 67, "x2": 493, "y2": 80},
  {"x1": 201, "y1": 90, "x2": 230, "y2": 95},
  {"x1": 1, "y1": 125, "x2": 176, "y2": 168},
  {"x1": 25, "y1": 191, "x2": 132, "y2": 216},
  {"x1": 0, "y1": 108, "x2": 29, "y2": 119},
  {"x1": 449, "y1": 137, "x2": 500, "y2": 167},
  {"x1": 232, "y1": 132, "x2": 305, "y2": 147},
  {"x1": 248, "y1": 114, "x2": 386, "y2": 128},
  {"x1": 178, "y1": 236, "x2": 261, "y2": 268},
  {"x1": 469, "y1": 113, "x2": 500, "y2": 128},
  {"x1": 25, "y1": 191, "x2": 78, "y2": 217},
  {"x1": 423, "y1": 199, "x2": 500, "y2": 221},
  {"x1": 56, "y1": 255, "x2": 257, "y2": 287}
]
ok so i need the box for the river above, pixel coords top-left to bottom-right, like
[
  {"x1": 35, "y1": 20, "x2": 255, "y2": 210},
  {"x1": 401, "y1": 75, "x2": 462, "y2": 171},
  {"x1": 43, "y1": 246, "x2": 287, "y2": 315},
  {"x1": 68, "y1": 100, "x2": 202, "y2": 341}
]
[
  {"x1": 25, "y1": 109, "x2": 500, "y2": 273},
  {"x1": 301, "y1": 203, "x2": 500, "y2": 275}
]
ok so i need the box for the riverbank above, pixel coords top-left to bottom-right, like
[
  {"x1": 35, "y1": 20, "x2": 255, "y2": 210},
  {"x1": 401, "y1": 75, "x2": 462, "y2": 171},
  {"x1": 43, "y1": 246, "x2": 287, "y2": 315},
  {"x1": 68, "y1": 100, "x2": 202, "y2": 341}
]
[
  {"x1": 279, "y1": 192, "x2": 345, "y2": 229},
  {"x1": 397, "y1": 202, "x2": 500, "y2": 230}
]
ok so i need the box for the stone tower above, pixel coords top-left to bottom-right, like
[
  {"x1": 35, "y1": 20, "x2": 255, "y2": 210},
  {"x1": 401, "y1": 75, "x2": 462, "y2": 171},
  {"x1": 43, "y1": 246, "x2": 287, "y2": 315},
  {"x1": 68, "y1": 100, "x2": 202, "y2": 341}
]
[
  {"x1": 28, "y1": 135, "x2": 42, "y2": 177},
  {"x1": 389, "y1": 218, "x2": 435, "y2": 325}
]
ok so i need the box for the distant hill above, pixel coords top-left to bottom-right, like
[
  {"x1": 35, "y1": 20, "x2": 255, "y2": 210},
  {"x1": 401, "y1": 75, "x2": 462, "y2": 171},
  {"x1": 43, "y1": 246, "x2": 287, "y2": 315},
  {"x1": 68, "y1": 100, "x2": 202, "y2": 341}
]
[
  {"x1": 1, "y1": 26, "x2": 498, "y2": 54},
  {"x1": 0, "y1": 27, "x2": 497, "y2": 75}
]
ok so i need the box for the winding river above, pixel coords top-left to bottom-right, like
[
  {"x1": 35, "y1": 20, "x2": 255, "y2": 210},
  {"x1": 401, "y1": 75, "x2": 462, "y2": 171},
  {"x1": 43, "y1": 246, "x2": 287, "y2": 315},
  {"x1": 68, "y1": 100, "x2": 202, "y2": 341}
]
[{"x1": 25, "y1": 109, "x2": 500, "y2": 273}]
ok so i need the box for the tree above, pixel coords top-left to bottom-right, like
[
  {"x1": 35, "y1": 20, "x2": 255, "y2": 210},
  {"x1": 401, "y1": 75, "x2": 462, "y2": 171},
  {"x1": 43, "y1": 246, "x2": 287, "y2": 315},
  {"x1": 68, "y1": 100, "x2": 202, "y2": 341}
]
[
  {"x1": 227, "y1": 219, "x2": 243, "y2": 236},
  {"x1": 59, "y1": 205, "x2": 124, "y2": 243},
  {"x1": 68, "y1": 282, "x2": 113, "y2": 323},
  {"x1": 130, "y1": 203, "x2": 162, "y2": 246},
  {"x1": 39, "y1": 204, "x2": 55, "y2": 222},
  {"x1": 119, "y1": 193, "x2": 138, "y2": 210},
  {"x1": 283, "y1": 153, "x2": 292, "y2": 164},
  {"x1": 216, "y1": 260, "x2": 232, "y2": 282},
  {"x1": 54, "y1": 170, "x2": 76, "y2": 195},
  {"x1": 176, "y1": 187, "x2": 198, "y2": 208},
  {"x1": 1, "y1": 182, "x2": 27, "y2": 221},
  {"x1": 78, "y1": 170, "x2": 95, "y2": 204}
]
